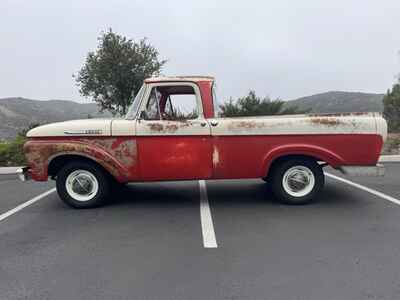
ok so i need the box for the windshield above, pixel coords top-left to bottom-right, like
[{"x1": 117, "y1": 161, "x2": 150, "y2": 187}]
[{"x1": 125, "y1": 84, "x2": 146, "y2": 119}]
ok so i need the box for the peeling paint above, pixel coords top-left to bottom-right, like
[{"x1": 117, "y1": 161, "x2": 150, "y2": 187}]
[
  {"x1": 212, "y1": 146, "x2": 220, "y2": 167},
  {"x1": 24, "y1": 138, "x2": 138, "y2": 181}
]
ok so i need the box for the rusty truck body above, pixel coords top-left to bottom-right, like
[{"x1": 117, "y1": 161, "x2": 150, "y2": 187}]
[{"x1": 20, "y1": 76, "x2": 387, "y2": 208}]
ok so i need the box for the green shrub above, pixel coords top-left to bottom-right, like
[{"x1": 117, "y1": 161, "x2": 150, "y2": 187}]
[
  {"x1": 0, "y1": 123, "x2": 40, "y2": 166},
  {"x1": 0, "y1": 136, "x2": 27, "y2": 166}
]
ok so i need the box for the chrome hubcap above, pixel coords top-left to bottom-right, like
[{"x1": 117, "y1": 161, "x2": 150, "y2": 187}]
[
  {"x1": 282, "y1": 166, "x2": 315, "y2": 197},
  {"x1": 65, "y1": 170, "x2": 99, "y2": 202}
]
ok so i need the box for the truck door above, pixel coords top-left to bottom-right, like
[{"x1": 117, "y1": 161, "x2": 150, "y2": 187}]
[{"x1": 135, "y1": 82, "x2": 213, "y2": 181}]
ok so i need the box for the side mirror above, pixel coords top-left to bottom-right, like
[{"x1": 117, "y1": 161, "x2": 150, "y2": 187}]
[{"x1": 139, "y1": 111, "x2": 147, "y2": 120}]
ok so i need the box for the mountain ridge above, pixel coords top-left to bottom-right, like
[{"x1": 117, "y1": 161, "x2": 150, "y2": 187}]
[
  {"x1": 285, "y1": 91, "x2": 384, "y2": 114},
  {"x1": 0, "y1": 97, "x2": 111, "y2": 140}
]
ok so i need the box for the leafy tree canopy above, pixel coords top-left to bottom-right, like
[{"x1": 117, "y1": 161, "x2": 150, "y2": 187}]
[
  {"x1": 219, "y1": 90, "x2": 308, "y2": 117},
  {"x1": 383, "y1": 79, "x2": 400, "y2": 132},
  {"x1": 75, "y1": 29, "x2": 166, "y2": 115}
]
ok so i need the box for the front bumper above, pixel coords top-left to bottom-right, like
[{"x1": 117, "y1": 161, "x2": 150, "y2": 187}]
[
  {"x1": 16, "y1": 167, "x2": 31, "y2": 181},
  {"x1": 338, "y1": 164, "x2": 385, "y2": 177}
]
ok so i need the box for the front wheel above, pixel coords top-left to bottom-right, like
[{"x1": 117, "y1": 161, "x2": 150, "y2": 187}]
[
  {"x1": 56, "y1": 161, "x2": 110, "y2": 208},
  {"x1": 270, "y1": 158, "x2": 324, "y2": 205}
]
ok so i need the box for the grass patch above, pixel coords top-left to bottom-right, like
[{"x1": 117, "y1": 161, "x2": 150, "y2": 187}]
[{"x1": 382, "y1": 133, "x2": 400, "y2": 155}]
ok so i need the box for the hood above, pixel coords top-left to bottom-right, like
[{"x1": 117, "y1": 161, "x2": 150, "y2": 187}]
[{"x1": 26, "y1": 119, "x2": 113, "y2": 137}]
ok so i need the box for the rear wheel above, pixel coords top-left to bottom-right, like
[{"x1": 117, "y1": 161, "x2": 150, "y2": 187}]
[
  {"x1": 270, "y1": 158, "x2": 324, "y2": 205},
  {"x1": 56, "y1": 161, "x2": 110, "y2": 208}
]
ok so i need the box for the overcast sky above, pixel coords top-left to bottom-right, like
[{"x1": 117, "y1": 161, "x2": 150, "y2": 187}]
[{"x1": 1, "y1": 0, "x2": 399, "y2": 103}]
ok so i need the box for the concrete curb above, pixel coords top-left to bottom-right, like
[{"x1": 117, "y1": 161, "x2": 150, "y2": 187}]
[
  {"x1": 0, "y1": 167, "x2": 23, "y2": 181},
  {"x1": 0, "y1": 167, "x2": 23, "y2": 175},
  {"x1": 379, "y1": 155, "x2": 400, "y2": 163}
]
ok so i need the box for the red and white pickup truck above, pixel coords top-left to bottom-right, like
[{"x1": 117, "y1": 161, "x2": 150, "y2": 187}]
[{"x1": 20, "y1": 76, "x2": 387, "y2": 208}]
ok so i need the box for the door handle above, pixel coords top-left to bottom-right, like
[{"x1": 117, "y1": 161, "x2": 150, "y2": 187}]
[{"x1": 210, "y1": 121, "x2": 218, "y2": 126}]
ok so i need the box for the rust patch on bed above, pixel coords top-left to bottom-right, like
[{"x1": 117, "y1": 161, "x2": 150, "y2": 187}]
[
  {"x1": 227, "y1": 120, "x2": 295, "y2": 131},
  {"x1": 309, "y1": 118, "x2": 342, "y2": 127},
  {"x1": 309, "y1": 112, "x2": 369, "y2": 117}
]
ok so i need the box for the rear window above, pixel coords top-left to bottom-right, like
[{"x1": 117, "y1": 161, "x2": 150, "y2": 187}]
[{"x1": 212, "y1": 82, "x2": 222, "y2": 117}]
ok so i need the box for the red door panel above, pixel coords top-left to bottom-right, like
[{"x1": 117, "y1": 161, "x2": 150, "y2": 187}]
[{"x1": 137, "y1": 136, "x2": 212, "y2": 181}]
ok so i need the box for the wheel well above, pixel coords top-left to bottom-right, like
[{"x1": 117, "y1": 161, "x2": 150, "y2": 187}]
[
  {"x1": 266, "y1": 154, "x2": 325, "y2": 178},
  {"x1": 48, "y1": 155, "x2": 111, "y2": 179}
]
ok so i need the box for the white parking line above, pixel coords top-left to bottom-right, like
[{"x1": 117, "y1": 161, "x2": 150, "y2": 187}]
[
  {"x1": 325, "y1": 173, "x2": 400, "y2": 206},
  {"x1": 199, "y1": 180, "x2": 218, "y2": 248},
  {"x1": 0, "y1": 188, "x2": 56, "y2": 223}
]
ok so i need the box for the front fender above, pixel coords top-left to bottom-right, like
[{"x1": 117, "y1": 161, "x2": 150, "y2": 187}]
[{"x1": 24, "y1": 138, "x2": 138, "y2": 182}]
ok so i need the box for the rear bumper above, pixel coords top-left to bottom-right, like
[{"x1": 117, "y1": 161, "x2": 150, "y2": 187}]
[
  {"x1": 338, "y1": 164, "x2": 385, "y2": 176},
  {"x1": 16, "y1": 167, "x2": 31, "y2": 181}
]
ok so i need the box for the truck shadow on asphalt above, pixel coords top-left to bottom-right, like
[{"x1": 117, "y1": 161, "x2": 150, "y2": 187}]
[{"x1": 107, "y1": 179, "x2": 367, "y2": 210}]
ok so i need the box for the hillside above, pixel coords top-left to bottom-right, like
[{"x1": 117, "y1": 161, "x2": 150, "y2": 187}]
[
  {"x1": 0, "y1": 97, "x2": 111, "y2": 140},
  {"x1": 285, "y1": 91, "x2": 384, "y2": 114}
]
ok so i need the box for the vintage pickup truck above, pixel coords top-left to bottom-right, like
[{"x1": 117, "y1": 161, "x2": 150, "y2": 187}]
[{"x1": 20, "y1": 76, "x2": 387, "y2": 208}]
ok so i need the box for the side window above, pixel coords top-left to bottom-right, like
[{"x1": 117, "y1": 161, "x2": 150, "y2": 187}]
[
  {"x1": 143, "y1": 87, "x2": 161, "y2": 120},
  {"x1": 164, "y1": 94, "x2": 199, "y2": 120},
  {"x1": 142, "y1": 84, "x2": 201, "y2": 121}
]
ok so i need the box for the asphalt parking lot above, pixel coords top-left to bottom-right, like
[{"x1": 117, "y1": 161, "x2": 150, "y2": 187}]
[{"x1": 1, "y1": 163, "x2": 400, "y2": 300}]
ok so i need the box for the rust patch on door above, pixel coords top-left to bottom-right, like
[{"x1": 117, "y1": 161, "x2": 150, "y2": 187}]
[
  {"x1": 148, "y1": 123, "x2": 164, "y2": 132},
  {"x1": 147, "y1": 121, "x2": 192, "y2": 133},
  {"x1": 228, "y1": 121, "x2": 264, "y2": 130}
]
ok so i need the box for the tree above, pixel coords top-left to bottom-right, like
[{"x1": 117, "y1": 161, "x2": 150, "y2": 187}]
[
  {"x1": 18, "y1": 123, "x2": 41, "y2": 137},
  {"x1": 219, "y1": 90, "x2": 308, "y2": 117},
  {"x1": 383, "y1": 79, "x2": 400, "y2": 132},
  {"x1": 75, "y1": 29, "x2": 166, "y2": 115}
]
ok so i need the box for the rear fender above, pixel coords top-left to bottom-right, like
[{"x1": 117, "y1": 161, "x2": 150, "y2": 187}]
[{"x1": 262, "y1": 144, "x2": 345, "y2": 177}]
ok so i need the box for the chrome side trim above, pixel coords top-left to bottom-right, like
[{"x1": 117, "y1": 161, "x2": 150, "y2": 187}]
[
  {"x1": 16, "y1": 167, "x2": 31, "y2": 181},
  {"x1": 64, "y1": 129, "x2": 103, "y2": 135}
]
